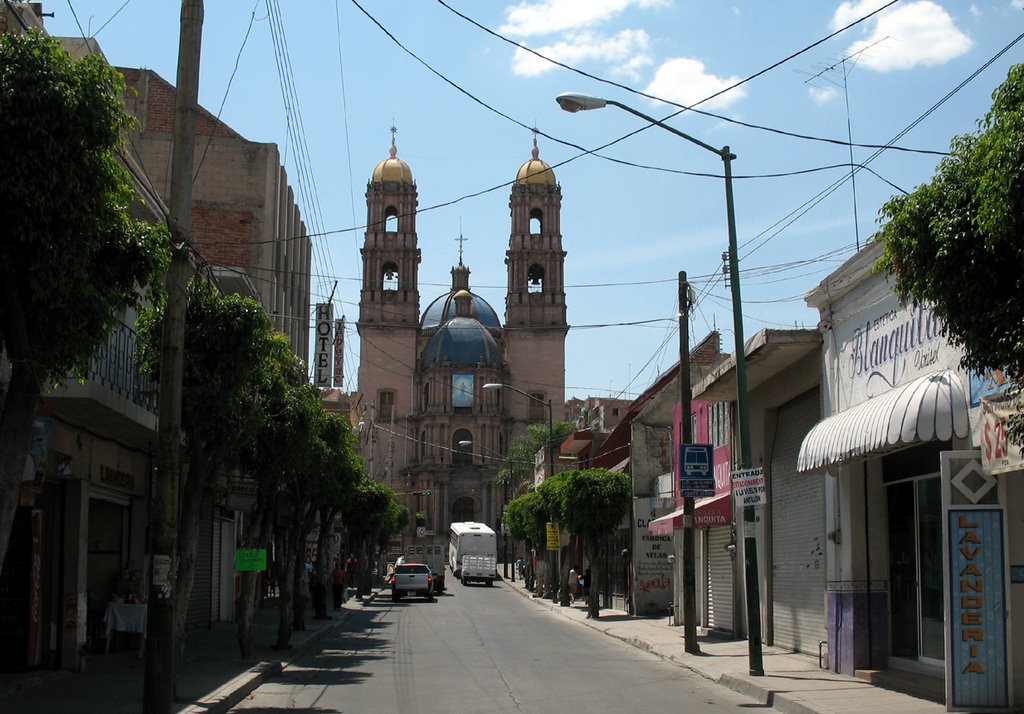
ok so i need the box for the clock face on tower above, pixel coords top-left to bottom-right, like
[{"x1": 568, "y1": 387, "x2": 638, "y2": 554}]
[{"x1": 452, "y1": 374, "x2": 474, "y2": 408}]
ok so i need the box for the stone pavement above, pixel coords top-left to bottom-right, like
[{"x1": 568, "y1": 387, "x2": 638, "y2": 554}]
[
  {"x1": 0, "y1": 574, "x2": 948, "y2": 714},
  {"x1": 505, "y1": 572, "x2": 946, "y2": 714}
]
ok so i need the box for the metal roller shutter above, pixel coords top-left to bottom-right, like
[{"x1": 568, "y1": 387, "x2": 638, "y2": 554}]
[
  {"x1": 705, "y1": 526, "x2": 734, "y2": 633},
  {"x1": 770, "y1": 387, "x2": 824, "y2": 655}
]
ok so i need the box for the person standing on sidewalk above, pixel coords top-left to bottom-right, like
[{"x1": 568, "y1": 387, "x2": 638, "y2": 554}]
[{"x1": 332, "y1": 559, "x2": 347, "y2": 609}]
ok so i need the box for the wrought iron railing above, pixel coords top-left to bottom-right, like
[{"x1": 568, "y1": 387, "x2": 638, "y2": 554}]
[{"x1": 82, "y1": 319, "x2": 158, "y2": 413}]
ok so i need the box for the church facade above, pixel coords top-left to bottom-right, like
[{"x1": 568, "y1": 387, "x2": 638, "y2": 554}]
[{"x1": 356, "y1": 136, "x2": 568, "y2": 535}]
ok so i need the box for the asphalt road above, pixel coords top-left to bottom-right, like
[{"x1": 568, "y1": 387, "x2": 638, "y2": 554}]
[{"x1": 230, "y1": 580, "x2": 774, "y2": 713}]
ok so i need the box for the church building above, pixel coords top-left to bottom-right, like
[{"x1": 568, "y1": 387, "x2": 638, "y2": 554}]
[{"x1": 356, "y1": 134, "x2": 568, "y2": 535}]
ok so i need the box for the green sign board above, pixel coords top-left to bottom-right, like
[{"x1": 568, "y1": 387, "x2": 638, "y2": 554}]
[{"x1": 234, "y1": 548, "x2": 267, "y2": 572}]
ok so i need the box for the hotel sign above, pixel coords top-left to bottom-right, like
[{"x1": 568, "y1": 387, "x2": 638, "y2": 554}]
[{"x1": 946, "y1": 508, "x2": 1009, "y2": 711}]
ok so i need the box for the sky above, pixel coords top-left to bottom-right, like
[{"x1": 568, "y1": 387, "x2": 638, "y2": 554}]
[{"x1": 43, "y1": 0, "x2": 1024, "y2": 402}]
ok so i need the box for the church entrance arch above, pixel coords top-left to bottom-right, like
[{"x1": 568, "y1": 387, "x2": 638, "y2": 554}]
[{"x1": 451, "y1": 496, "x2": 474, "y2": 523}]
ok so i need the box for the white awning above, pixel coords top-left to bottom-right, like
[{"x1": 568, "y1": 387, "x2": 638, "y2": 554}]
[{"x1": 797, "y1": 370, "x2": 969, "y2": 472}]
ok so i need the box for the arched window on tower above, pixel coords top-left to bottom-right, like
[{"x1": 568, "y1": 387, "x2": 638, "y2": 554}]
[
  {"x1": 529, "y1": 208, "x2": 543, "y2": 235},
  {"x1": 385, "y1": 206, "x2": 399, "y2": 233},
  {"x1": 452, "y1": 429, "x2": 472, "y2": 465},
  {"x1": 527, "y1": 264, "x2": 544, "y2": 293},
  {"x1": 382, "y1": 261, "x2": 399, "y2": 291}
]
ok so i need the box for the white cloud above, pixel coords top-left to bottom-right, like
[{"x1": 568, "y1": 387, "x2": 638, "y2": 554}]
[
  {"x1": 510, "y1": 29, "x2": 652, "y2": 78},
  {"x1": 1012, "y1": 0, "x2": 1024, "y2": 9},
  {"x1": 501, "y1": 0, "x2": 669, "y2": 37},
  {"x1": 809, "y1": 86, "x2": 838, "y2": 104},
  {"x1": 831, "y1": 0, "x2": 972, "y2": 72},
  {"x1": 643, "y1": 57, "x2": 746, "y2": 110}
]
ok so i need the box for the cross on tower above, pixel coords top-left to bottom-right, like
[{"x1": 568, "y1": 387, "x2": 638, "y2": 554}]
[{"x1": 455, "y1": 228, "x2": 468, "y2": 265}]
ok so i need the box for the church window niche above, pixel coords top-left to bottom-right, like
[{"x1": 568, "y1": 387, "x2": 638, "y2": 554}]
[
  {"x1": 381, "y1": 261, "x2": 399, "y2": 291},
  {"x1": 527, "y1": 264, "x2": 544, "y2": 293},
  {"x1": 385, "y1": 206, "x2": 399, "y2": 232},
  {"x1": 420, "y1": 431, "x2": 426, "y2": 460},
  {"x1": 529, "y1": 392, "x2": 546, "y2": 423},
  {"x1": 452, "y1": 374, "x2": 474, "y2": 413},
  {"x1": 529, "y1": 207, "x2": 543, "y2": 235},
  {"x1": 422, "y1": 382, "x2": 430, "y2": 411},
  {"x1": 453, "y1": 429, "x2": 472, "y2": 465},
  {"x1": 451, "y1": 496, "x2": 474, "y2": 523},
  {"x1": 378, "y1": 389, "x2": 396, "y2": 421}
]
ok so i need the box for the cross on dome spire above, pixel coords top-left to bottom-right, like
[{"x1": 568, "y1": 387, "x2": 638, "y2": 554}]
[
  {"x1": 531, "y1": 126, "x2": 540, "y2": 159},
  {"x1": 389, "y1": 124, "x2": 398, "y2": 158},
  {"x1": 455, "y1": 220, "x2": 468, "y2": 265}
]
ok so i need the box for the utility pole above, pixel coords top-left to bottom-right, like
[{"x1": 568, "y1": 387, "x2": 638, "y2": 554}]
[
  {"x1": 679, "y1": 272, "x2": 700, "y2": 654},
  {"x1": 145, "y1": 2, "x2": 203, "y2": 712}
]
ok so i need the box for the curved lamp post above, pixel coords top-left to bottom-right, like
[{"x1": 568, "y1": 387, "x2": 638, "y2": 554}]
[{"x1": 556, "y1": 92, "x2": 763, "y2": 675}]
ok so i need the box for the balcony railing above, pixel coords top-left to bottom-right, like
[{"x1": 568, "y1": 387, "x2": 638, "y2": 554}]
[{"x1": 82, "y1": 319, "x2": 158, "y2": 413}]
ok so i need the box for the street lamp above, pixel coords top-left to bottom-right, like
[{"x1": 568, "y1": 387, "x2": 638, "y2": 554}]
[
  {"x1": 483, "y1": 383, "x2": 556, "y2": 598},
  {"x1": 557, "y1": 93, "x2": 763, "y2": 675}
]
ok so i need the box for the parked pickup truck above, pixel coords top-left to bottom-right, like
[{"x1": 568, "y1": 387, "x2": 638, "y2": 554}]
[
  {"x1": 389, "y1": 563, "x2": 435, "y2": 601},
  {"x1": 460, "y1": 554, "x2": 497, "y2": 586}
]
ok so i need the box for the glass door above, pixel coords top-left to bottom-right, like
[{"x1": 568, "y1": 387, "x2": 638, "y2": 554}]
[{"x1": 886, "y1": 476, "x2": 944, "y2": 662}]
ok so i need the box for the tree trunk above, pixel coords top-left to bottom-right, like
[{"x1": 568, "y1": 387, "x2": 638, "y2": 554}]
[
  {"x1": 0, "y1": 360, "x2": 40, "y2": 569},
  {"x1": 585, "y1": 539, "x2": 602, "y2": 619},
  {"x1": 273, "y1": 524, "x2": 294, "y2": 650},
  {"x1": 235, "y1": 505, "x2": 272, "y2": 659},
  {"x1": 172, "y1": 451, "x2": 215, "y2": 672},
  {"x1": 313, "y1": 506, "x2": 336, "y2": 620},
  {"x1": 558, "y1": 543, "x2": 572, "y2": 607}
]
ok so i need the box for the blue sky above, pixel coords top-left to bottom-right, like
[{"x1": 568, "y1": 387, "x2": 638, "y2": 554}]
[{"x1": 45, "y1": 1, "x2": 1024, "y2": 401}]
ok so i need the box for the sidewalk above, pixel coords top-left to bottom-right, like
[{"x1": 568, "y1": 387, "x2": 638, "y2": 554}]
[
  {"x1": 505, "y1": 573, "x2": 945, "y2": 714},
  {"x1": 0, "y1": 590, "x2": 379, "y2": 714}
]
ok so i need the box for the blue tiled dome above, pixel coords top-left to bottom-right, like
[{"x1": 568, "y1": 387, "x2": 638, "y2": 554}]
[
  {"x1": 421, "y1": 290, "x2": 501, "y2": 329},
  {"x1": 421, "y1": 316, "x2": 504, "y2": 368}
]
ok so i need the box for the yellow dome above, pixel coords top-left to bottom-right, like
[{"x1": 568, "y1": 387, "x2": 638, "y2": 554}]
[
  {"x1": 372, "y1": 139, "x2": 413, "y2": 183},
  {"x1": 516, "y1": 141, "x2": 555, "y2": 185}
]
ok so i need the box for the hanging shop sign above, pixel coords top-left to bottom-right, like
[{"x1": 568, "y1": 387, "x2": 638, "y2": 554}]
[{"x1": 731, "y1": 467, "x2": 766, "y2": 507}]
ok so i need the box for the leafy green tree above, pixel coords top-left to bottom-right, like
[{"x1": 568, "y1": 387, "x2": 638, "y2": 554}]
[
  {"x1": 496, "y1": 421, "x2": 574, "y2": 495},
  {"x1": 340, "y1": 478, "x2": 403, "y2": 598},
  {"x1": 876, "y1": 63, "x2": 1024, "y2": 438},
  {"x1": 535, "y1": 471, "x2": 570, "y2": 600},
  {"x1": 503, "y1": 490, "x2": 548, "y2": 590},
  {"x1": 234, "y1": 338, "x2": 310, "y2": 657},
  {"x1": 556, "y1": 468, "x2": 631, "y2": 618},
  {"x1": 0, "y1": 30, "x2": 169, "y2": 568},
  {"x1": 136, "y1": 279, "x2": 275, "y2": 665}
]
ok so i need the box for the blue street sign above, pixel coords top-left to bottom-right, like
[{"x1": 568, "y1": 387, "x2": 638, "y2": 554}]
[{"x1": 679, "y1": 444, "x2": 714, "y2": 497}]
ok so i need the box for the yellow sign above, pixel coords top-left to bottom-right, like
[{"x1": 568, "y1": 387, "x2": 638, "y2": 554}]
[{"x1": 546, "y1": 522, "x2": 560, "y2": 550}]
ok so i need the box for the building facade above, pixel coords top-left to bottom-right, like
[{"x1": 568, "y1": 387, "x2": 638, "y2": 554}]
[{"x1": 356, "y1": 136, "x2": 568, "y2": 537}]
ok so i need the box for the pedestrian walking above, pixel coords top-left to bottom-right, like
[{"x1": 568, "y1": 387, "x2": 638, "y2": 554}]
[
  {"x1": 568, "y1": 566, "x2": 578, "y2": 604},
  {"x1": 332, "y1": 559, "x2": 347, "y2": 609}
]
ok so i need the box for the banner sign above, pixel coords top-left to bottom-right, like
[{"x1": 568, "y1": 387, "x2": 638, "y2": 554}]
[
  {"x1": 333, "y1": 318, "x2": 345, "y2": 388},
  {"x1": 314, "y1": 303, "x2": 333, "y2": 387},
  {"x1": 234, "y1": 548, "x2": 267, "y2": 572},
  {"x1": 946, "y1": 509, "x2": 1009, "y2": 711},
  {"x1": 978, "y1": 391, "x2": 1024, "y2": 475},
  {"x1": 732, "y1": 467, "x2": 766, "y2": 507}
]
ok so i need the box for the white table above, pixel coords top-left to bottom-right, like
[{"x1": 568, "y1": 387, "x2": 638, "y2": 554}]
[{"x1": 103, "y1": 602, "x2": 147, "y2": 655}]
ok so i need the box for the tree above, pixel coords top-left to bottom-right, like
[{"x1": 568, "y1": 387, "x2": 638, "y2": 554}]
[
  {"x1": 234, "y1": 337, "x2": 309, "y2": 658},
  {"x1": 557, "y1": 468, "x2": 631, "y2": 619},
  {"x1": 0, "y1": 30, "x2": 169, "y2": 569},
  {"x1": 340, "y1": 478, "x2": 403, "y2": 598},
  {"x1": 496, "y1": 421, "x2": 574, "y2": 495},
  {"x1": 876, "y1": 63, "x2": 1024, "y2": 438},
  {"x1": 536, "y1": 471, "x2": 570, "y2": 601},
  {"x1": 136, "y1": 279, "x2": 275, "y2": 667},
  {"x1": 503, "y1": 490, "x2": 548, "y2": 590}
]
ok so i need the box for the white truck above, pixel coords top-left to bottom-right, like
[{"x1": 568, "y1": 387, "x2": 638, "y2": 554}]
[
  {"x1": 460, "y1": 553, "x2": 497, "y2": 586},
  {"x1": 403, "y1": 539, "x2": 446, "y2": 592}
]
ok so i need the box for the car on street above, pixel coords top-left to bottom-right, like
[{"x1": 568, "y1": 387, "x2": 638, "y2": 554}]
[{"x1": 389, "y1": 562, "x2": 434, "y2": 601}]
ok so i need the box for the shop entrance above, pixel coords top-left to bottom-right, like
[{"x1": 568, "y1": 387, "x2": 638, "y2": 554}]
[{"x1": 886, "y1": 475, "x2": 944, "y2": 663}]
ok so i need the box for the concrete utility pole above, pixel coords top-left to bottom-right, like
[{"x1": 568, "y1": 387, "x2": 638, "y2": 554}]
[
  {"x1": 678, "y1": 272, "x2": 700, "y2": 654},
  {"x1": 145, "y1": 2, "x2": 203, "y2": 711}
]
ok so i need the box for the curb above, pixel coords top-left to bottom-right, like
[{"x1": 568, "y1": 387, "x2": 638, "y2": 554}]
[{"x1": 177, "y1": 595, "x2": 377, "y2": 714}]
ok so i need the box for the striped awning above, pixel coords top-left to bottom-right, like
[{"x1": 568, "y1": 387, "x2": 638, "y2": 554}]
[{"x1": 797, "y1": 370, "x2": 969, "y2": 472}]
